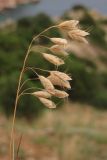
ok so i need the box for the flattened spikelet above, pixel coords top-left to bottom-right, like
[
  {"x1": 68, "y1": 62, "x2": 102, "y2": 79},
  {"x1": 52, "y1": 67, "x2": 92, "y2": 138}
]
[
  {"x1": 32, "y1": 91, "x2": 51, "y2": 98},
  {"x1": 53, "y1": 89, "x2": 69, "y2": 98},
  {"x1": 48, "y1": 75, "x2": 71, "y2": 89},
  {"x1": 39, "y1": 75, "x2": 55, "y2": 93},
  {"x1": 42, "y1": 53, "x2": 64, "y2": 66},
  {"x1": 68, "y1": 29, "x2": 89, "y2": 43},
  {"x1": 58, "y1": 20, "x2": 79, "y2": 30},
  {"x1": 50, "y1": 38, "x2": 67, "y2": 46},
  {"x1": 39, "y1": 98, "x2": 56, "y2": 108},
  {"x1": 50, "y1": 45, "x2": 68, "y2": 56},
  {"x1": 50, "y1": 71, "x2": 72, "y2": 81},
  {"x1": 69, "y1": 29, "x2": 89, "y2": 37}
]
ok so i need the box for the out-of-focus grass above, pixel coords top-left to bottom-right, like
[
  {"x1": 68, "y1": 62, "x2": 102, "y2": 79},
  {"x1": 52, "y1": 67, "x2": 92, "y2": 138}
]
[{"x1": 1, "y1": 102, "x2": 107, "y2": 160}]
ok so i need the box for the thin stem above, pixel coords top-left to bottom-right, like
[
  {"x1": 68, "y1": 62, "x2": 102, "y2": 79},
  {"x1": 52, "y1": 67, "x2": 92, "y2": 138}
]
[
  {"x1": 38, "y1": 34, "x2": 50, "y2": 40},
  {"x1": 10, "y1": 25, "x2": 57, "y2": 160},
  {"x1": 30, "y1": 44, "x2": 49, "y2": 52},
  {"x1": 19, "y1": 92, "x2": 32, "y2": 97},
  {"x1": 10, "y1": 38, "x2": 34, "y2": 160},
  {"x1": 19, "y1": 78, "x2": 39, "y2": 93},
  {"x1": 26, "y1": 66, "x2": 50, "y2": 73},
  {"x1": 19, "y1": 86, "x2": 42, "y2": 97},
  {"x1": 16, "y1": 134, "x2": 23, "y2": 160}
]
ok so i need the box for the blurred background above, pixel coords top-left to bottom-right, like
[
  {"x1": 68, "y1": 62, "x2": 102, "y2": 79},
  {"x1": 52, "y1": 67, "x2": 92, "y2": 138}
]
[{"x1": 0, "y1": 0, "x2": 107, "y2": 159}]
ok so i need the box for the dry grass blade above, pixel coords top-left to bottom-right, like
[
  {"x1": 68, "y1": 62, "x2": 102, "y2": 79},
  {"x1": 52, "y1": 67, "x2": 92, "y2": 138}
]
[
  {"x1": 39, "y1": 98, "x2": 56, "y2": 108},
  {"x1": 50, "y1": 38, "x2": 67, "y2": 45},
  {"x1": 32, "y1": 91, "x2": 51, "y2": 98},
  {"x1": 39, "y1": 75, "x2": 55, "y2": 94},
  {"x1": 58, "y1": 20, "x2": 79, "y2": 30},
  {"x1": 42, "y1": 53, "x2": 64, "y2": 66},
  {"x1": 50, "y1": 45, "x2": 68, "y2": 56},
  {"x1": 48, "y1": 75, "x2": 71, "y2": 89},
  {"x1": 50, "y1": 71, "x2": 72, "y2": 81}
]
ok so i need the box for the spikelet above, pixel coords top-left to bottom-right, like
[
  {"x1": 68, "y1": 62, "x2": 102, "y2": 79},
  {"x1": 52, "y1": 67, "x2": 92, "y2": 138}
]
[
  {"x1": 39, "y1": 98, "x2": 56, "y2": 108},
  {"x1": 50, "y1": 45, "x2": 68, "y2": 56},
  {"x1": 39, "y1": 75, "x2": 55, "y2": 94},
  {"x1": 50, "y1": 71, "x2": 72, "y2": 81},
  {"x1": 32, "y1": 91, "x2": 51, "y2": 98},
  {"x1": 58, "y1": 20, "x2": 79, "y2": 30},
  {"x1": 48, "y1": 75, "x2": 71, "y2": 89},
  {"x1": 42, "y1": 53, "x2": 64, "y2": 66},
  {"x1": 50, "y1": 38, "x2": 67, "y2": 46},
  {"x1": 53, "y1": 89, "x2": 69, "y2": 98},
  {"x1": 69, "y1": 29, "x2": 89, "y2": 37},
  {"x1": 68, "y1": 29, "x2": 89, "y2": 43}
]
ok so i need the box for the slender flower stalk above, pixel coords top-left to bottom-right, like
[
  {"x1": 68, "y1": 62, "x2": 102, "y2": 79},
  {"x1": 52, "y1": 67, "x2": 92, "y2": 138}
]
[
  {"x1": 10, "y1": 25, "x2": 57, "y2": 160},
  {"x1": 10, "y1": 19, "x2": 90, "y2": 160}
]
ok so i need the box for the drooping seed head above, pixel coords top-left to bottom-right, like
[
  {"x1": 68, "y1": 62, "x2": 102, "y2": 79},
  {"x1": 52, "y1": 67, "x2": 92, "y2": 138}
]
[
  {"x1": 39, "y1": 75, "x2": 55, "y2": 93},
  {"x1": 53, "y1": 89, "x2": 69, "y2": 98},
  {"x1": 42, "y1": 53, "x2": 64, "y2": 66},
  {"x1": 48, "y1": 75, "x2": 71, "y2": 89},
  {"x1": 39, "y1": 98, "x2": 56, "y2": 108},
  {"x1": 68, "y1": 29, "x2": 89, "y2": 43},
  {"x1": 50, "y1": 45, "x2": 68, "y2": 56},
  {"x1": 32, "y1": 91, "x2": 51, "y2": 98},
  {"x1": 58, "y1": 20, "x2": 79, "y2": 30},
  {"x1": 50, "y1": 71, "x2": 72, "y2": 81},
  {"x1": 69, "y1": 29, "x2": 89, "y2": 37},
  {"x1": 50, "y1": 38, "x2": 68, "y2": 46}
]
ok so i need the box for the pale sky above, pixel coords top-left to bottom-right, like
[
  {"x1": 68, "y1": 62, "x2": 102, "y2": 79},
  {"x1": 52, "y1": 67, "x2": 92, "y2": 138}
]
[{"x1": 38, "y1": 0, "x2": 107, "y2": 15}]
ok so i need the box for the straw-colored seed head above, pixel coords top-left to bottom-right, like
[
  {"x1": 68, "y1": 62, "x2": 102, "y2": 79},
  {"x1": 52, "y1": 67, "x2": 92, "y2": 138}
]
[
  {"x1": 53, "y1": 89, "x2": 69, "y2": 98},
  {"x1": 48, "y1": 75, "x2": 71, "y2": 89},
  {"x1": 32, "y1": 91, "x2": 51, "y2": 98},
  {"x1": 69, "y1": 29, "x2": 89, "y2": 37},
  {"x1": 69, "y1": 35, "x2": 88, "y2": 43},
  {"x1": 58, "y1": 20, "x2": 79, "y2": 30},
  {"x1": 50, "y1": 45, "x2": 68, "y2": 56},
  {"x1": 68, "y1": 30, "x2": 89, "y2": 43},
  {"x1": 39, "y1": 75, "x2": 55, "y2": 93},
  {"x1": 50, "y1": 38, "x2": 67, "y2": 46},
  {"x1": 39, "y1": 98, "x2": 56, "y2": 108},
  {"x1": 42, "y1": 53, "x2": 64, "y2": 66},
  {"x1": 50, "y1": 71, "x2": 72, "y2": 81}
]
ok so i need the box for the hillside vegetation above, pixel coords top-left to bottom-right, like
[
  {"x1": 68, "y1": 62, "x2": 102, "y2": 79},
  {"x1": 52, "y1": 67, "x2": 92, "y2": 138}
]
[{"x1": 1, "y1": 103, "x2": 107, "y2": 160}]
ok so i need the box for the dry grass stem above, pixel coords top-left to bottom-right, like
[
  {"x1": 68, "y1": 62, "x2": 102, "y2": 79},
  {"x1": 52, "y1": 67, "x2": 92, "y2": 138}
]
[{"x1": 10, "y1": 19, "x2": 90, "y2": 160}]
